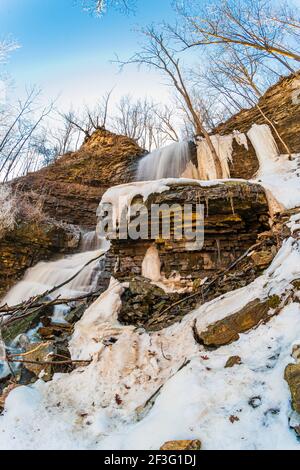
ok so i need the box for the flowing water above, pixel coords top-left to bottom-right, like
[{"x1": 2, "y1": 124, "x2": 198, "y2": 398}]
[
  {"x1": 137, "y1": 141, "x2": 192, "y2": 180},
  {"x1": 2, "y1": 232, "x2": 109, "y2": 321}
]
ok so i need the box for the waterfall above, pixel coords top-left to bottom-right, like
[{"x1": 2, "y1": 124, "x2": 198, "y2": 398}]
[
  {"x1": 1, "y1": 232, "x2": 109, "y2": 330},
  {"x1": 80, "y1": 230, "x2": 102, "y2": 251},
  {"x1": 137, "y1": 141, "x2": 192, "y2": 180}
]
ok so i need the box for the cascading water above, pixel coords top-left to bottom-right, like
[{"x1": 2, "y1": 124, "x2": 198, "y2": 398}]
[
  {"x1": 137, "y1": 141, "x2": 193, "y2": 180},
  {"x1": 80, "y1": 230, "x2": 102, "y2": 251},
  {"x1": 2, "y1": 236, "x2": 109, "y2": 323}
]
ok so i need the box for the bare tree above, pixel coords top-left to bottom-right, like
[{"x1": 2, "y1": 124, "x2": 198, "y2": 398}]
[
  {"x1": 153, "y1": 104, "x2": 180, "y2": 143},
  {"x1": 200, "y1": 45, "x2": 292, "y2": 154},
  {"x1": 174, "y1": 0, "x2": 300, "y2": 72},
  {"x1": 0, "y1": 87, "x2": 56, "y2": 181},
  {"x1": 118, "y1": 26, "x2": 223, "y2": 177},
  {"x1": 63, "y1": 90, "x2": 113, "y2": 140}
]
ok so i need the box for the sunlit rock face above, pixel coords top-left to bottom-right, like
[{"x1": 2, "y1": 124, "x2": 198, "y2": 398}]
[
  {"x1": 102, "y1": 181, "x2": 270, "y2": 284},
  {"x1": 211, "y1": 72, "x2": 300, "y2": 179},
  {"x1": 97, "y1": 180, "x2": 272, "y2": 329},
  {"x1": 13, "y1": 129, "x2": 145, "y2": 228}
]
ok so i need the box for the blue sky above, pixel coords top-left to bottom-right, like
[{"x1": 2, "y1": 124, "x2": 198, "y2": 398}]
[{"x1": 0, "y1": 0, "x2": 178, "y2": 110}]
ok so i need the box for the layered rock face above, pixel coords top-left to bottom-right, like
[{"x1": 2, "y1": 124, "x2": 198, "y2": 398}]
[
  {"x1": 0, "y1": 221, "x2": 80, "y2": 299},
  {"x1": 103, "y1": 181, "x2": 270, "y2": 284},
  {"x1": 210, "y1": 71, "x2": 300, "y2": 179},
  {"x1": 14, "y1": 129, "x2": 145, "y2": 228},
  {"x1": 98, "y1": 181, "x2": 274, "y2": 329}
]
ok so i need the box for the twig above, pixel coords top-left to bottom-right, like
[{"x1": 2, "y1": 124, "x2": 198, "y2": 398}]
[
  {"x1": 1, "y1": 357, "x2": 91, "y2": 366},
  {"x1": 149, "y1": 242, "x2": 262, "y2": 322},
  {"x1": 1, "y1": 252, "x2": 105, "y2": 329}
]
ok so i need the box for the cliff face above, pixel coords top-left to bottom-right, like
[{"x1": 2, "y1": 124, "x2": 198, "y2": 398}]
[
  {"x1": 213, "y1": 71, "x2": 300, "y2": 179},
  {"x1": 14, "y1": 129, "x2": 145, "y2": 228}
]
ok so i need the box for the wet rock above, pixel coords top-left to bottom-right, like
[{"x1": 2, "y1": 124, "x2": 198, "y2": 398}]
[
  {"x1": 38, "y1": 323, "x2": 73, "y2": 340},
  {"x1": 23, "y1": 342, "x2": 54, "y2": 382},
  {"x1": 225, "y1": 356, "x2": 242, "y2": 368},
  {"x1": 284, "y1": 363, "x2": 300, "y2": 414},
  {"x1": 197, "y1": 299, "x2": 272, "y2": 347},
  {"x1": 2, "y1": 303, "x2": 55, "y2": 344},
  {"x1": 160, "y1": 440, "x2": 201, "y2": 451},
  {"x1": 65, "y1": 303, "x2": 87, "y2": 324}
]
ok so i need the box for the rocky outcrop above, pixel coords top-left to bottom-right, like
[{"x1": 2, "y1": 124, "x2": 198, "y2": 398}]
[
  {"x1": 103, "y1": 181, "x2": 270, "y2": 286},
  {"x1": 96, "y1": 180, "x2": 280, "y2": 330},
  {"x1": 160, "y1": 440, "x2": 201, "y2": 451},
  {"x1": 196, "y1": 298, "x2": 277, "y2": 348},
  {"x1": 0, "y1": 220, "x2": 80, "y2": 299},
  {"x1": 13, "y1": 129, "x2": 145, "y2": 228},
  {"x1": 285, "y1": 364, "x2": 300, "y2": 414},
  {"x1": 213, "y1": 72, "x2": 300, "y2": 179}
]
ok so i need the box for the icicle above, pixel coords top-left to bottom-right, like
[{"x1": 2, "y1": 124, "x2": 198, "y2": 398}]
[
  {"x1": 233, "y1": 130, "x2": 249, "y2": 150},
  {"x1": 142, "y1": 245, "x2": 161, "y2": 282},
  {"x1": 197, "y1": 135, "x2": 234, "y2": 180},
  {"x1": 247, "y1": 124, "x2": 279, "y2": 174}
]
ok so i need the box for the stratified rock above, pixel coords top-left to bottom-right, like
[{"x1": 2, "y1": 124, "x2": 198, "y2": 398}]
[
  {"x1": 214, "y1": 72, "x2": 300, "y2": 179},
  {"x1": 160, "y1": 440, "x2": 201, "y2": 451},
  {"x1": 104, "y1": 181, "x2": 270, "y2": 287},
  {"x1": 197, "y1": 298, "x2": 272, "y2": 347},
  {"x1": 284, "y1": 364, "x2": 300, "y2": 414},
  {"x1": 13, "y1": 129, "x2": 145, "y2": 228},
  {"x1": 225, "y1": 356, "x2": 242, "y2": 368}
]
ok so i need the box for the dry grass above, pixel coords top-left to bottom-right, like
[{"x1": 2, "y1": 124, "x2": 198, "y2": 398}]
[{"x1": 0, "y1": 185, "x2": 47, "y2": 240}]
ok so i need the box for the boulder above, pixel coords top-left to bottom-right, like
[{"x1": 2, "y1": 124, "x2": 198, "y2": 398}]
[
  {"x1": 225, "y1": 356, "x2": 242, "y2": 368},
  {"x1": 284, "y1": 363, "x2": 300, "y2": 414},
  {"x1": 197, "y1": 298, "x2": 273, "y2": 347},
  {"x1": 160, "y1": 440, "x2": 201, "y2": 451}
]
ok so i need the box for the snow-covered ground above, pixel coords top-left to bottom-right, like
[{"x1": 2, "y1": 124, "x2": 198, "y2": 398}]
[
  {"x1": 1, "y1": 123, "x2": 300, "y2": 450},
  {"x1": 0, "y1": 237, "x2": 300, "y2": 450}
]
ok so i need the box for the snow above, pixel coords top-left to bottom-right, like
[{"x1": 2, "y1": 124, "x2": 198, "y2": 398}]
[
  {"x1": 1, "y1": 238, "x2": 300, "y2": 450},
  {"x1": 97, "y1": 178, "x2": 228, "y2": 229},
  {"x1": 246, "y1": 123, "x2": 300, "y2": 211},
  {"x1": 288, "y1": 213, "x2": 300, "y2": 234}
]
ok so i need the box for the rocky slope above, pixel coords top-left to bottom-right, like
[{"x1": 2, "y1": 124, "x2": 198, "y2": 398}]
[
  {"x1": 213, "y1": 71, "x2": 300, "y2": 179},
  {"x1": 13, "y1": 129, "x2": 145, "y2": 228}
]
